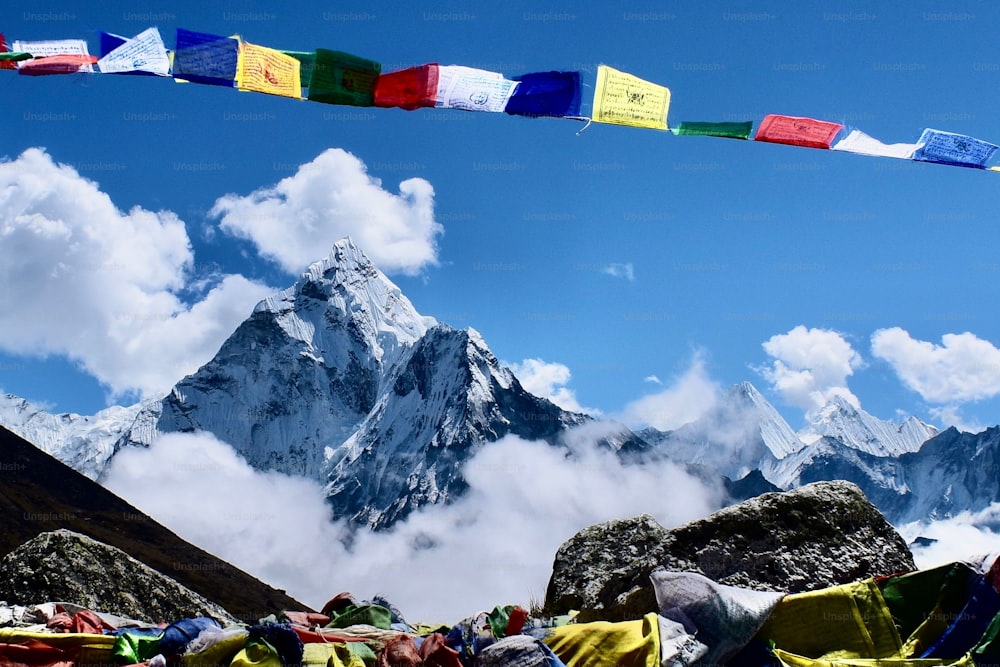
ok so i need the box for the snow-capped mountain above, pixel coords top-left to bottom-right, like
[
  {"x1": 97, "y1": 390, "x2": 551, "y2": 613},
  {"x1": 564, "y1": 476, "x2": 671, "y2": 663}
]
[
  {"x1": 0, "y1": 394, "x2": 144, "y2": 480},
  {"x1": 0, "y1": 237, "x2": 995, "y2": 532},
  {"x1": 122, "y1": 238, "x2": 641, "y2": 528},
  {"x1": 799, "y1": 395, "x2": 938, "y2": 457},
  {"x1": 637, "y1": 381, "x2": 804, "y2": 481}
]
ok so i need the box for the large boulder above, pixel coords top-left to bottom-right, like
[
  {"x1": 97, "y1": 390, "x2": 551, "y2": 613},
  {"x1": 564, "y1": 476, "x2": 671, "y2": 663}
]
[
  {"x1": 545, "y1": 480, "x2": 915, "y2": 622},
  {"x1": 0, "y1": 529, "x2": 237, "y2": 624}
]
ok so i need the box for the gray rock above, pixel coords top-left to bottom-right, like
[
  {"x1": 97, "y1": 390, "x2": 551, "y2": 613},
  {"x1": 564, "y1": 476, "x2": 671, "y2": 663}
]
[
  {"x1": 0, "y1": 529, "x2": 237, "y2": 625},
  {"x1": 544, "y1": 480, "x2": 915, "y2": 622}
]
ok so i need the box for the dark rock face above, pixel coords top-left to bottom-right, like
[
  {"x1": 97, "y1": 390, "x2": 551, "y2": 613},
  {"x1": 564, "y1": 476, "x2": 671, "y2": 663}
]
[
  {"x1": 0, "y1": 530, "x2": 237, "y2": 625},
  {"x1": 544, "y1": 480, "x2": 915, "y2": 622}
]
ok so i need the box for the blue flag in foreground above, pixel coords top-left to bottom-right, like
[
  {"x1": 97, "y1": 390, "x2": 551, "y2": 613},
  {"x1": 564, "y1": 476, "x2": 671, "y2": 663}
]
[
  {"x1": 913, "y1": 128, "x2": 999, "y2": 169},
  {"x1": 504, "y1": 71, "x2": 582, "y2": 118}
]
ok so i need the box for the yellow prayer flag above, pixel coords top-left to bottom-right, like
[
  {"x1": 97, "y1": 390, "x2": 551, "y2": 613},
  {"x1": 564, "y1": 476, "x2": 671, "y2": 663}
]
[
  {"x1": 592, "y1": 65, "x2": 670, "y2": 130},
  {"x1": 236, "y1": 41, "x2": 302, "y2": 99}
]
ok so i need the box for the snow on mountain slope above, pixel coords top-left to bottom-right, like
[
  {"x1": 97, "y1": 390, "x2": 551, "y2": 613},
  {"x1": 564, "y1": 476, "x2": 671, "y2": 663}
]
[
  {"x1": 639, "y1": 381, "x2": 804, "y2": 481},
  {"x1": 799, "y1": 395, "x2": 939, "y2": 457},
  {"x1": 154, "y1": 239, "x2": 434, "y2": 479},
  {"x1": 323, "y1": 325, "x2": 590, "y2": 528},
  {"x1": 0, "y1": 393, "x2": 143, "y2": 479}
]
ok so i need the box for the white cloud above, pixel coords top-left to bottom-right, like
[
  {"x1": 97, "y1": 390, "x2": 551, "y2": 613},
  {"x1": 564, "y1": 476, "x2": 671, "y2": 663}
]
[
  {"x1": 602, "y1": 262, "x2": 635, "y2": 281},
  {"x1": 927, "y1": 404, "x2": 987, "y2": 434},
  {"x1": 644, "y1": 375, "x2": 662, "y2": 385},
  {"x1": 104, "y1": 429, "x2": 724, "y2": 623},
  {"x1": 210, "y1": 148, "x2": 441, "y2": 276},
  {"x1": 872, "y1": 328, "x2": 1000, "y2": 404},
  {"x1": 618, "y1": 352, "x2": 720, "y2": 430},
  {"x1": 757, "y1": 326, "x2": 863, "y2": 418},
  {"x1": 898, "y1": 504, "x2": 1000, "y2": 572},
  {"x1": 509, "y1": 358, "x2": 599, "y2": 415},
  {"x1": 0, "y1": 148, "x2": 272, "y2": 401}
]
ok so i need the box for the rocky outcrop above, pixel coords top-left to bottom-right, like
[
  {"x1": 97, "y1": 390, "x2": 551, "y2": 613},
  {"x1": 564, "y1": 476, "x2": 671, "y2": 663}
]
[
  {"x1": 544, "y1": 480, "x2": 915, "y2": 622},
  {"x1": 0, "y1": 530, "x2": 237, "y2": 625}
]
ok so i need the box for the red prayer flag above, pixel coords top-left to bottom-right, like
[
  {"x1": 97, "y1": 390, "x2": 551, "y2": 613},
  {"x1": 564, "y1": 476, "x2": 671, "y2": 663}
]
[
  {"x1": 754, "y1": 114, "x2": 844, "y2": 149},
  {"x1": 0, "y1": 34, "x2": 15, "y2": 71},
  {"x1": 18, "y1": 53, "x2": 97, "y2": 76},
  {"x1": 374, "y1": 64, "x2": 438, "y2": 110}
]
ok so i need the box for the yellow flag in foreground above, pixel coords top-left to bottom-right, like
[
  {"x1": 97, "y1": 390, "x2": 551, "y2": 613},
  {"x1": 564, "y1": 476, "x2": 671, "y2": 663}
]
[
  {"x1": 237, "y1": 41, "x2": 302, "y2": 99},
  {"x1": 592, "y1": 65, "x2": 670, "y2": 130}
]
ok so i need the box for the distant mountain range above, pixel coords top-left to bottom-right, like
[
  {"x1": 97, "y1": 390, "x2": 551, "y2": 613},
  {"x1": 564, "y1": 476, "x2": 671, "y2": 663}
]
[{"x1": 1, "y1": 238, "x2": 995, "y2": 530}]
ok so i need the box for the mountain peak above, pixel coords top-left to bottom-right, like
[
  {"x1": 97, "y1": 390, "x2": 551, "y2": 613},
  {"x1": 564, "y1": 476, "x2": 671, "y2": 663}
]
[
  {"x1": 255, "y1": 238, "x2": 435, "y2": 364},
  {"x1": 801, "y1": 397, "x2": 938, "y2": 457}
]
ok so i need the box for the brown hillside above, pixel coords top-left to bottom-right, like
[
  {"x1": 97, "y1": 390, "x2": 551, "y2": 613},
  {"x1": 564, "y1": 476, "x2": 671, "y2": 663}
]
[{"x1": 0, "y1": 425, "x2": 312, "y2": 621}]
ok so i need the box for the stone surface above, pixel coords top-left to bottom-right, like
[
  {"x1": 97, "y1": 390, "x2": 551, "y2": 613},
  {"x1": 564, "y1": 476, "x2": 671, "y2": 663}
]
[
  {"x1": 0, "y1": 529, "x2": 237, "y2": 624},
  {"x1": 544, "y1": 480, "x2": 915, "y2": 622}
]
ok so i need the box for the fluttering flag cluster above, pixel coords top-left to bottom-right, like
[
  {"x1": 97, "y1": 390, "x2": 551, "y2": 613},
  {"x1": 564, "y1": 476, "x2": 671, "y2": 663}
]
[{"x1": 4, "y1": 25, "x2": 1000, "y2": 171}]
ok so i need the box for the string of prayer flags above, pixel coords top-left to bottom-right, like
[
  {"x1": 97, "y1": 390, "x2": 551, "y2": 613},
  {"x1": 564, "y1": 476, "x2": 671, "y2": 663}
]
[
  {"x1": 172, "y1": 28, "x2": 239, "y2": 87},
  {"x1": 12, "y1": 39, "x2": 94, "y2": 75},
  {"x1": 591, "y1": 65, "x2": 670, "y2": 130},
  {"x1": 753, "y1": 114, "x2": 844, "y2": 149},
  {"x1": 831, "y1": 129, "x2": 920, "y2": 159},
  {"x1": 97, "y1": 28, "x2": 170, "y2": 76},
  {"x1": 374, "y1": 63, "x2": 438, "y2": 110},
  {"x1": 671, "y1": 121, "x2": 753, "y2": 140},
  {"x1": 435, "y1": 65, "x2": 519, "y2": 112},
  {"x1": 911, "y1": 128, "x2": 999, "y2": 169},
  {"x1": 504, "y1": 71, "x2": 582, "y2": 118},
  {"x1": 307, "y1": 49, "x2": 380, "y2": 107},
  {"x1": 5, "y1": 22, "x2": 1000, "y2": 174},
  {"x1": 236, "y1": 41, "x2": 301, "y2": 99}
]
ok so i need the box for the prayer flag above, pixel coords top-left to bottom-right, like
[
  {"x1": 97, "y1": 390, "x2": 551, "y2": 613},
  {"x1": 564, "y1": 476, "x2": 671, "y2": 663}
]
[
  {"x1": 12, "y1": 39, "x2": 94, "y2": 74},
  {"x1": 504, "y1": 71, "x2": 582, "y2": 118},
  {"x1": 912, "y1": 128, "x2": 999, "y2": 169},
  {"x1": 671, "y1": 121, "x2": 753, "y2": 139},
  {"x1": 18, "y1": 54, "x2": 98, "y2": 76},
  {"x1": 592, "y1": 65, "x2": 670, "y2": 130},
  {"x1": 237, "y1": 41, "x2": 301, "y2": 99},
  {"x1": 0, "y1": 34, "x2": 19, "y2": 70},
  {"x1": 97, "y1": 28, "x2": 170, "y2": 76},
  {"x1": 435, "y1": 65, "x2": 519, "y2": 112},
  {"x1": 374, "y1": 64, "x2": 438, "y2": 110},
  {"x1": 307, "y1": 48, "x2": 380, "y2": 106},
  {"x1": 754, "y1": 114, "x2": 843, "y2": 148},
  {"x1": 831, "y1": 129, "x2": 920, "y2": 159},
  {"x1": 172, "y1": 28, "x2": 239, "y2": 87}
]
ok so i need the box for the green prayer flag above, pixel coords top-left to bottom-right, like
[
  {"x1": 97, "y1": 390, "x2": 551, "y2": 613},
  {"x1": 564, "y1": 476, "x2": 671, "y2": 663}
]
[
  {"x1": 307, "y1": 48, "x2": 380, "y2": 106},
  {"x1": 0, "y1": 52, "x2": 31, "y2": 63},
  {"x1": 671, "y1": 121, "x2": 753, "y2": 139}
]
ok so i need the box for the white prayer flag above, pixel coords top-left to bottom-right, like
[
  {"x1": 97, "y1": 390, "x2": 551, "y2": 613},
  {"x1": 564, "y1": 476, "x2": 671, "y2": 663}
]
[
  {"x1": 97, "y1": 28, "x2": 170, "y2": 76},
  {"x1": 435, "y1": 65, "x2": 518, "y2": 112},
  {"x1": 831, "y1": 129, "x2": 920, "y2": 159}
]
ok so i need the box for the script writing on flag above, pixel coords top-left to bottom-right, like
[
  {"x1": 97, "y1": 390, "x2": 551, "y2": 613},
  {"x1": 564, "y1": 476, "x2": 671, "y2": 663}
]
[
  {"x1": 754, "y1": 114, "x2": 844, "y2": 149},
  {"x1": 591, "y1": 65, "x2": 670, "y2": 130}
]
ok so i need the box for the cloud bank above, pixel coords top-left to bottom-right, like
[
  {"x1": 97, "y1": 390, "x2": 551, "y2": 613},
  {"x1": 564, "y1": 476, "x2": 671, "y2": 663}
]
[
  {"x1": 210, "y1": 148, "x2": 441, "y2": 276},
  {"x1": 104, "y1": 430, "x2": 723, "y2": 622},
  {"x1": 872, "y1": 328, "x2": 1000, "y2": 403},
  {"x1": 508, "y1": 358, "x2": 598, "y2": 415},
  {"x1": 617, "y1": 352, "x2": 720, "y2": 430},
  {"x1": 0, "y1": 148, "x2": 271, "y2": 401}
]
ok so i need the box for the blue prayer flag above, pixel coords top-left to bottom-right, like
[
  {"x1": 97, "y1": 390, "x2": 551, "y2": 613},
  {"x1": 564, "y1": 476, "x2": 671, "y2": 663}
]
[
  {"x1": 504, "y1": 71, "x2": 582, "y2": 118},
  {"x1": 913, "y1": 128, "x2": 998, "y2": 169},
  {"x1": 172, "y1": 28, "x2": 238, "y2": 87}
]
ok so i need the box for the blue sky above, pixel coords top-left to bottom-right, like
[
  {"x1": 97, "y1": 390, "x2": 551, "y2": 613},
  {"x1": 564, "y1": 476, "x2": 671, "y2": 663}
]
[{"x1": 3, "y1": 1, "x2": 1000, "y2": 434}]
